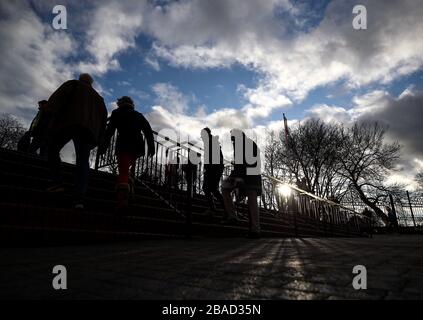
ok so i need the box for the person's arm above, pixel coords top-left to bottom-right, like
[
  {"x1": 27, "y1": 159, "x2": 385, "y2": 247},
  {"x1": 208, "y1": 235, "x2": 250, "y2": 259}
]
[
  {"x1": 99, "y1": 112, "x2": 116, "y2": 154},
  {"x1": 28, "y1": 111, "x2": 40, "y2": 134},
  {"x1": 97, "y1": 99, "x2": 108, "y2": 148},
  {"x1": 139, "y1": 113, "x2": 155, "y2": 156}
]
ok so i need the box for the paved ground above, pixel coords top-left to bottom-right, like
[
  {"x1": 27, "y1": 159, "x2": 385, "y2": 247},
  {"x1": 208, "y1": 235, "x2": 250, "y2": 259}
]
[{"x1": 1, "y1": 235, "x2": 422, "y2": 300}]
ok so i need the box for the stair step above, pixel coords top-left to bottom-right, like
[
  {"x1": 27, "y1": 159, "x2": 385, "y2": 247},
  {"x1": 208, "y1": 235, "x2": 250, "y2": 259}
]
[
  {"x1": 0, "y1": 148, "x2": 366, "y2": 241},
  {"x1": 0, "y1": 224, "x2": 183, "y2": 247}
]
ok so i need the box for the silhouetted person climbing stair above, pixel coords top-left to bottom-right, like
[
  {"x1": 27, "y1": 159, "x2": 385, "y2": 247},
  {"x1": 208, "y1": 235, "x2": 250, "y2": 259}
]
[
  {"x1": 99, "y1": 96, "x2": 155, "y2": 211},
  {"x1": 222, "y1": 129, "x2": 263, "y2": 238},
  {"x1": 46, "y1": 73, "x2": 108, "y2": 210},
  {"x1": 201, "y1": 127, "x2": 224, "y2": 216},
  {"x1": 28, "y1": 100, "x2": 52, "y2": 157}
]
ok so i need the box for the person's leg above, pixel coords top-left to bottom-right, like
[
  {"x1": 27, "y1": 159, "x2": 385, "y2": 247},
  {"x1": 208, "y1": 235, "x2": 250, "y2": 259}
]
[
  {"x1": 211, "y1": 171, "x2": 224, "y2": 207},
  {"x1": 205, "y1": 167, "x2": 224, "y2": 211},
  {"x1": 39, "y1": 138, "x2": 49, "y2": 158},
  {"x1": 40, "y1": 146, "x2": 48, "y2": 159},
  {"x1": 222, "y1": 189, "x2": 235, "y2": 219},
  {"x1": 203, "y1": 171, "x2": 216, "y2": 211},
  {"x1": 117, "y1": 152, "x2": 133, "y2": 184},
  {"x1": 211, "y1": 189, "x2": 224, "y2": 208},
  {"x1": 247, "y1": 190, "x2": 260, "y2": 234},
  {"x1": 205, "y1": 190, "x2": 216, "y2": 211},
  {"x1": 221, "y1": 177, "x2": 237, "y2": 220},
  {"x1": 47, "y1": 131, "x2": 71, "y2": 190},
  {"x1": 213, "y1": 167, "x2": 225, "y2": 207},
  {"x1": 128, "y1": 156, "x2": 137, "y2": 196},
  {"x1": 30, "y1": 136, "x2": 48, "y2": 158},
  {"x1": 116, "y1": 152, "x2": 134, "y2": 209},
  {"x1": 28, "y1": 136, "x2": 42, "y2": 154},
  {"x1": 73, "y1": 135, "x2": 92, "y2": 203}
]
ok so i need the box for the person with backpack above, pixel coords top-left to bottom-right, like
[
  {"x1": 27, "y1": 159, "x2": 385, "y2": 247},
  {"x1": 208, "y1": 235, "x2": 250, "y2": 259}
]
[{"x1": 99, "y1": 96, "x2": 155, "y2": 209}]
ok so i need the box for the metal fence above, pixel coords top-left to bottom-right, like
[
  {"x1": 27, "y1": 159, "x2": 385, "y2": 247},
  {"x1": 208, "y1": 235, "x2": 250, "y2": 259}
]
[
  {"x1": 94, "y1": 129, "x2": 371, "y2": 234},
  {"x1": 262, "y1": 175, "x2": 371, "y2": 230},
  {"x1": 342, "y1": 193, "x2": 423, "y2": 228},
  {"x1": 393, "y1": 191, "x2": 423, "y2": 227},
  {"x1": 95, "y1": 130, "x2": 205, "y2": 194}
]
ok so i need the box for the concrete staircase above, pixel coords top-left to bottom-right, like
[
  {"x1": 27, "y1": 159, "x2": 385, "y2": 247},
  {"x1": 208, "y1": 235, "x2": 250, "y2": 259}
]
[{"x1": 0, "y1": 148, "x2": 361, "y2": 246}]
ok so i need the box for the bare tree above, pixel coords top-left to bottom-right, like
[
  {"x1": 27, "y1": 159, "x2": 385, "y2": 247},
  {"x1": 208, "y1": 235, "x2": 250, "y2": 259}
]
[
  {"x1": 0, "y1": 113, "x2": 26, "y2": 150},
  {"x1": 416, "y1": 170, "x2": 423, "y2": 190},
  {"x1": 265, "y1": 118, "x2": 348, "y2": 199},
  {"x1": 337, "y1": 122, "x2": 401, "y2": 224},
  {"x1": 263, "y1": 130, "x2": 283, "y2": 209},
  {"x1": 264, "y1": 119, "x2": 402, "y2": 225}
]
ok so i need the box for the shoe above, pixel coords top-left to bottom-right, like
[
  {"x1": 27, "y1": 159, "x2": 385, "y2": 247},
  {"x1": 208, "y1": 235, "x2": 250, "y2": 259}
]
[
  {"x1": 246, "y1": 231, "x2": 261, "y2": 239},
  {"x1": 46, "y1": 183, "x2": 66, "y2": 193}
]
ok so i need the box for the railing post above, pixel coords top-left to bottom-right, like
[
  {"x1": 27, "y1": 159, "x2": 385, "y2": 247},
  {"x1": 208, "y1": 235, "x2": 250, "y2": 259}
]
[
  {"x1": 185, "y1": 150, "x2": 193, "y2": 238},
  {"x1": 94, "y1": 148, "x2": 100, "y2": 171},
  {"x1": 368, "y1": 215, "x2": 373, "y2": 238},
  {"x1": 346, "y1": 212, "x2": 351, "y2": 237},
  {"x1": 321, "y1": 205, "x2": 328, "y2": 237},
  {"x1": 389, "y1": 194, "x2": 399, "y2": 232},
  {"x1": 289, "y1": 195, "x2": 298, "y2": 237},
  {"x1": 406, "y1": 190, "x2": 417, "y2": 228}
]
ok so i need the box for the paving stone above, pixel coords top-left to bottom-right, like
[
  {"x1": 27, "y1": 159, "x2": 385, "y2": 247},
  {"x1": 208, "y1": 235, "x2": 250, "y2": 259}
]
[{"x1": 1, "y1": 235, "x2": 423, "y2": 299}]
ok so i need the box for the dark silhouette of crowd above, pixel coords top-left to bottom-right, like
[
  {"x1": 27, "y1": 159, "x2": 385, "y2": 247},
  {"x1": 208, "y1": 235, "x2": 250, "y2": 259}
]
[{"x1": 18, "y1": 72, "x2": 263, "y2": 238}]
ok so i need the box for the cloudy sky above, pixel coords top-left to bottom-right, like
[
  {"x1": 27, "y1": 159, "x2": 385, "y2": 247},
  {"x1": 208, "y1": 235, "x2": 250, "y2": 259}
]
[{"x1": 1, "y1": 0, "x2": 423, "y2": 188}]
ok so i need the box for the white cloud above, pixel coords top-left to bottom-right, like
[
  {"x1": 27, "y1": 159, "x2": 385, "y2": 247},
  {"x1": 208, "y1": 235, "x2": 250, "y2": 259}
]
[
  {"x1": 308, "y1": 104, "x2": 353, "y2": 124},
  {"x1": 242, "y1": 87, "x2": 291, "y2": 110},
  {"x1": 144, "y1": 54, "x2": 161, "y2": 71},
  {"x1": 0, "y1": 1, "x2": 76, "y2": 122},
  {"x1": 128, "y1": 88, "x2": 150, "y2": 102},
  {"x1": 386, "y1": 174, "x2": 418, "y2": 191},
  {"x1": 145, "y1": 101, "x2": 253, "y2": 160},
  {"x1": 351, "y1": 90, "x2": 389, "y2": 114},
  {"x1": 118, "y1": 81, "x2": 131, "y2": 87},
  {"x1": 148, "y1": 0, "x2": 423, "y2": 105},
  {"x1": 414, "y1": 159, "x2": 423, "y2": 171},
  {"x1": 307, "y1": 88, "x2": 423, "y2": 190},
  {"x1": 77, "y1": 1, "x2": 145, "y2": 75},
  {"x1": 2, "y1": 0, "x2": 423, "y2": 179},
  {"x1": 0, "y1": 0, "x2": 147, "y2": 123},
  {"x1": 239, "y1": 85, "x2": 292, "y2": 121},
  {"x1": 6, "y1": 0, "x2": 423, "y2": 128},
  {"x1": 151, "y1": 82, "x2": 191, "y2": 114}
]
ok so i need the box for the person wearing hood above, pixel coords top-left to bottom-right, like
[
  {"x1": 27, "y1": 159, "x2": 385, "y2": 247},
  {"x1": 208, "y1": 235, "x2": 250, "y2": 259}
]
[{"x1": 99, "y1": 96, "x2": 155, "y2": 209}]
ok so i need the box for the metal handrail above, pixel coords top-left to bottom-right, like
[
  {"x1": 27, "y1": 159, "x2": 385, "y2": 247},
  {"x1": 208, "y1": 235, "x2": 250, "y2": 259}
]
[
  {"x1": 94, "y1": 128, "x2": 372, "y2": 236},
  {"x1": 263, "y1": 174, "x2": 365, "y2": 217}
]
